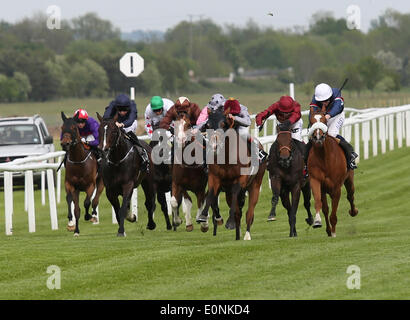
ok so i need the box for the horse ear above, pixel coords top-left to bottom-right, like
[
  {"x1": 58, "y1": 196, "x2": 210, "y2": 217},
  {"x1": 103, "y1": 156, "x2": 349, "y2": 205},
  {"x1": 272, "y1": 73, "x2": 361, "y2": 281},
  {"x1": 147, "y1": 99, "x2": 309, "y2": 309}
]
[
  {"x1": 61, "y1": 111, "x2": 67, "y2": 122},
  {"x1": 73, "y1": 112, "x2": 79, "y2": 122},
  {"x1": 96, "y1": 112, "x2": 103, "y2": 123}
]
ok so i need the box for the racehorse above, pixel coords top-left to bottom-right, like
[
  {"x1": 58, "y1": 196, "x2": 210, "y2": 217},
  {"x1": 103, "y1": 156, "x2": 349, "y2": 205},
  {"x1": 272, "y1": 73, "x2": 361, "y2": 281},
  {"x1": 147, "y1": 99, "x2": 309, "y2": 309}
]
[
  {"x1": 60, "y1": 112, "x2": 105, "y2": 236},
  {"x1": 197, "y1": 107, "x2": 267, "y2": 240},
  {"x1": 169, "y1": 111, "x2": 218, "y2": 232},
  {"x1": 267, "y1": 128, "x2": 313, "y2": 237},
  {"x1": 308, "y1": 108, "x2": 358, "y2": 237},
  {"x1": 96, "y1": 112, "x2": 156, "y2": 237}
]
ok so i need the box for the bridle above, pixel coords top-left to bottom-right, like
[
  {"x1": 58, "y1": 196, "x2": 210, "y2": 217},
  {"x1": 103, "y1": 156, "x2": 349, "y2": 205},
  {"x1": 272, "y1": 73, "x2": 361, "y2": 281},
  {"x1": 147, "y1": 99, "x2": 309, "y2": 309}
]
[
  {"x1": 61, "y1": 123, "x2": 92, "y2": 164},
  {"x1": 102, "y1": 122, "x2": 135, "y2": 166}
]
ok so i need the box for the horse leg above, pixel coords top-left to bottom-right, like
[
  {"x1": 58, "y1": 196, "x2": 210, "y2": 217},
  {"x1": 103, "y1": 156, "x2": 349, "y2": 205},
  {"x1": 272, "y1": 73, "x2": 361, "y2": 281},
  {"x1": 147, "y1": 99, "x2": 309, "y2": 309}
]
[
  {"x1": 83, "y1": 184, "x2": 94, "y2": 221},
  {"x1": 72, "y1": 189, "x2": 81, "y2": 236},
  {"x1": 90, "y1": 176, "x2": 105, "y2": 224},
  {"x1": 196, "y1": 174, "x2": 220, "y2": 223},
  {"x1": 117, "y1": 182, "x2": 135, "y2": 236},
  {"x1": 302, "y1": 181, "x2": 313, "y2": 226},
  {"x1": 106, "y1": 189, "x2": 121, "y2": 233},
  {"x1": 65, "y1": 187, "x2": 75, "y2": 231},
  {"x1": 170, "y1": 183, "x2": 183, "y2": 231},
  {"x1": 288, "y1": 185, "x2": 302, "y2": 237},
  {"x1": 196, "y1": 191, "x2": 209, "y2": 233},
  {"x1": 310, "y1": 178, "x2": 323, "y2": 228},
  {"x1": 225, "y1": 184, "x2": 240, "y2": 232},
  {"x1": 183, "y1": 193, "x2": 193, "y2": 232},
  {"x1": 243, "y1": 185, "x2": 261, "y2": 241},
  {"x1": 157, "y1": 191, "x2": 172, "y2": 230},
  {"x1": 210, "y1": 189, "x2": 222, "y2": 236},
  {"x1": 329, "y1": 189, "x2": 341, "y2": 238},
  {"x1": 280, "y1": 189, "x2": 294, "y2": 237},
  {"x1": 268, "y1": 176, "x2": 281, "y2": 221},
  {"x1": 344, "y1": 170, "x2": 358, "y2": 217},
  {"x1": 321, "y1": 190, "x2": 331, "y2": 237},
  {"x1": 141, "y1": 178, "x2": 157, "y2": 230}
]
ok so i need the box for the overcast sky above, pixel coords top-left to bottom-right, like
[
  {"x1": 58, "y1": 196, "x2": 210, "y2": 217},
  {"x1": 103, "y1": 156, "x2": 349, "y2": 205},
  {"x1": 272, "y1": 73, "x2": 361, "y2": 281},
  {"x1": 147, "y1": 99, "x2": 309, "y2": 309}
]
[{"x1": 1, "y1": 0, "x2": 409, "y2": 32}]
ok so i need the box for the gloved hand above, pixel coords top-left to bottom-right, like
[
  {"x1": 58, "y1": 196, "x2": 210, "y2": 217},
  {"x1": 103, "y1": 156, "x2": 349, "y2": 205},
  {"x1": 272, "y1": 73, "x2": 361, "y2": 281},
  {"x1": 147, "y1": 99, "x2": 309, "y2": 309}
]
[
  {"x1": 168, "y1": 126, "x2": 174, "y2": 135},
  {"x1": 278, "y1": 119, "x2": 291, "y2": 131},
  {"x1": 81, "y1": 137, "x2": 86, "y2": 143},
  {"x1": 255, "y1": 110, "x2": 268, "y2": 126}
]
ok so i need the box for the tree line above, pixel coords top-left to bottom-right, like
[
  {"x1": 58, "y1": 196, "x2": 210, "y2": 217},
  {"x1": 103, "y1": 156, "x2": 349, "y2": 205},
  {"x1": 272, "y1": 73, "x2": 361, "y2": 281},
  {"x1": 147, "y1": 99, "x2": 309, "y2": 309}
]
[{"x1": 0, "y1": 9, "x2": 409, "y2": 102}]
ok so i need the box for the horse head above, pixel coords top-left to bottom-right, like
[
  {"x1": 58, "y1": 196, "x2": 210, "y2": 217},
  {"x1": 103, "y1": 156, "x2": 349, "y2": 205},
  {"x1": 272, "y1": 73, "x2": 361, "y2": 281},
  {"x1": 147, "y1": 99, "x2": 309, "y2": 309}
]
[
  {"x1": 174, "y1": 110, "x2": 191, "y2": 146},
  {"x1": 276, "y1": 129, "x2": 293, "y2": 168},
  {"x1": 60, "y1": 111, "x2": 81, "y2": 152},
  {"x1": 308, "y1": 110, "x2": 328, "y2": 146},
  {"x1": 96, "y1": 112, "x2": 122, "y2": 153}
]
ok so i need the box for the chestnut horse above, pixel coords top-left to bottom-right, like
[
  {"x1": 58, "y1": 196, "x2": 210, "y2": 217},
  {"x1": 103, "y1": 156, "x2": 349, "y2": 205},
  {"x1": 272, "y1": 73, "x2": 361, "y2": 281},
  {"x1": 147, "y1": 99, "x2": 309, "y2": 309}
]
[
  {"x1": 308, "y1": 109, "x2": 358, "y2": 237},
  {"x1": 267, "y1": 128, "x2": 313, "y2": 237},
  {"x1": 97, "y1": 112, "x2": 156, "y2": 237},
  {"x1": 169, "y1": 111, "x2": 219, "y2": 232},
  {"x1": 196, "y1": 107, "x2": 267, "y2": 240},
  {"x1": 60, "y1": 112, "x2": 105, "y2": 236}
]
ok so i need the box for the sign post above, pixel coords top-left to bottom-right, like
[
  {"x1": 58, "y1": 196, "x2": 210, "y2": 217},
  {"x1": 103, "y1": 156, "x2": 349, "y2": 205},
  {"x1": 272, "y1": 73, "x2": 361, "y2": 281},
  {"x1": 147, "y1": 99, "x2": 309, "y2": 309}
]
[
  {"x1": 118, "y1": 52, "x2": 144, "y2": 219},
  {"x1": 119, "y1": 52, "x2": 144, "y2": 100}
]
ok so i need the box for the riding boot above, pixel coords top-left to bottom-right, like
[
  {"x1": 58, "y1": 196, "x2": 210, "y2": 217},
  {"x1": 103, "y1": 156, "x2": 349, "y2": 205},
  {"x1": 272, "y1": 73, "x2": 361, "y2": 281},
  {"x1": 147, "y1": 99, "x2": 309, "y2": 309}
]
[
  {"x1": 127, "y1": 131, "x2": 150, "y2": 173},
  {"x1": 303, "y1": 140, "x2": 312, "y2": 177},
  {"x1": 337, "y1": 136, "x2": 358, "y2": 170},
  {"x1": 294, "y1": 139, "x2": 308, "y2": 178}
]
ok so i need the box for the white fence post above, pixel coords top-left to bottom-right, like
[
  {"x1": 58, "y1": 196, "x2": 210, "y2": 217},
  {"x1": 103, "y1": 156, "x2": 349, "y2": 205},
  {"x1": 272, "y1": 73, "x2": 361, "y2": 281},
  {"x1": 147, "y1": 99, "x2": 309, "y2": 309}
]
[
  {"x1": 406, "y1": 111, "x2": 410, "y2": 147},
  {"x1": 372, "y1": 118, "x2": 378, "y2": 157},
  {"x1": 26, "y1": 170, "x2": 36, "y2": 233},
  {"x1": 47, "y1": 169, "x2": 58, "y2": 230},
  {"x1": 4, "y1": 171, "x2": 13, "y2": 236}
]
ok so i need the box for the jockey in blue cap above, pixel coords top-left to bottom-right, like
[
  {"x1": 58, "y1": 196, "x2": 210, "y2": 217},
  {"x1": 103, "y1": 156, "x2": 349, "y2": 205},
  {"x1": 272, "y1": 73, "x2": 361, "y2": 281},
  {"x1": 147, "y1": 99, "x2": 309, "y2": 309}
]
[{"x1": 103, "y1": 93, "x2": 149, "y2": 172}]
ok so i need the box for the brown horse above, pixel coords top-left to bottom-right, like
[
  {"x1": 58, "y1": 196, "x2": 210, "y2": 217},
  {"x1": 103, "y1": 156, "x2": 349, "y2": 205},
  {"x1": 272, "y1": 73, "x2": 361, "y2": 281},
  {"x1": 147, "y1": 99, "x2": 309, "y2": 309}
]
[
  {"x1": 267, "y1": 128, "x2": 313, "y2": 237},
  {"x1": 169, "y1": 111, "x2": 215, "y2": 232},
  {"x1": 97, "y1": 112, "x2": 156, "y2": 237},
  {"x1": 308, "y1": 109, "x2": 358, "y2": 237},
  {"x1": 197, "y1": 107, "x2": 267, "y2": 240},
  {"x1": 60, "y1": 112, "x2": 105, "y2": 236}
]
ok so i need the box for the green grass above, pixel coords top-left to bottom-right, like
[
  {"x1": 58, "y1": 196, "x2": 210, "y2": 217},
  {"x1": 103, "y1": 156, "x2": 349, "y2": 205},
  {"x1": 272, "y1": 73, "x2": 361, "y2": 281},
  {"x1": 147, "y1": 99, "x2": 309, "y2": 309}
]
[{"x1": 1, "y1": 146, "x2": 410, "y2": 300}]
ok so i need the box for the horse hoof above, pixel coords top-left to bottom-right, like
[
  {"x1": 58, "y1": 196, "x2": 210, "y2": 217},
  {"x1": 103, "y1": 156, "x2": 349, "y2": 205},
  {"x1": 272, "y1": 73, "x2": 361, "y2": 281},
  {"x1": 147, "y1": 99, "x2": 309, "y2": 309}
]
[
  {"x1": 117, "y1": 232, "x2": 126, "y2": 237},
  {"x1": 305, "y1": 217, "x2": 314, "y2": 226},
  {"x1": 215, "y1": 217, "x2": 224, "y2": 226},
  {"x1": 196, "y1": 214, "x2": 208, "y2": 223},
  {"x1": 166, "y1": 224, "x2": 172, "y2": 231},
  {"x1": 84, "y1": 214, "x2": 91, "y2": 221},
  {"x1": 74, "y1": 233, "x2": 79, "y2": 237},
  {"x1": 126, "y1": 214, "x2": 137, "y2": 223},
  {"x1": 200, "y1": 224, "x2": 209, "y2": 233},
  {"x1": 349, "y1": 209, "x2": 358, "y2": 217},
  {"x1": 146, "y1": 222, "x2": 156, "y2": 230},
  {"x1": 244, "y1": 231, "x2": 251, "y2": 240},
  {"x1": 225, "y1": 218, "x2": 236, "y2": 230},
  {"x1": 186, "y1": 224, "x2": 194, "y2": 232},
  {"x1": 267, "y1": 215, "x2": 277, "y2": 222},
  {"x1": 91, "y1": 216, "x2": 99, "y2": 224},
  {"x1": 312, "y1": 221, "x2": 322, "y2": 228},
  {"x1": 331, "y1": 233, "x2": 336, "y2": 238}
]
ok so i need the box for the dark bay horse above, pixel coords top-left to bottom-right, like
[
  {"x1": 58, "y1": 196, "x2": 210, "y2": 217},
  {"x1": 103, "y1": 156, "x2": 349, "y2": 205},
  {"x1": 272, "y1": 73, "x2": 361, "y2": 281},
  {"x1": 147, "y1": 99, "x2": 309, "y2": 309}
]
[
  {"x1": 197, "y1": 107, "x2": 267, "y2": 240},
  {"x1": 169, "y1": 111, "x2": 215, "y2": 232},
  {"x1": 97, "y1": 112, "x2": 156, "y2": 237},
  {"x1": 267, "y1": 129, "x2": 313, "y2": 237},
  {"x1": 308, "y1": 109, "x2": 358, "y2": 237},
  {"x1": 60, "y1": 112, "x2": 105, "y2": 236}
]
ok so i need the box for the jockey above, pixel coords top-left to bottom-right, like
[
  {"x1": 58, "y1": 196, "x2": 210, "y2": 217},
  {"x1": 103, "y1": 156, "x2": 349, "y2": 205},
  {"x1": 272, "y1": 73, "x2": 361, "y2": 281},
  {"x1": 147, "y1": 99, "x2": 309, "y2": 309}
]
[
  {"x1": 255, "y1": 95, "x2": 306, "y2": 172},
  {"x1": 224, "y1": 97, "x2": 268, "y2": 163},
  {"x1": 159, "y1": 96, "x2": 202, "y2": 168},
  {"x1": 144, "y1": 96, "x2": 174, "y2": 138},
  {"x1": 307, "y1": 83, "x2": 358, "y2": 169},
  {"x1": 195, "y1": 93, "x2": 226, "y2": 131},
  {"x1": 103, "y1": 93, "x2": 149, "y2": 172},
  {"x1": 73, "y1": 108, "x2": 100, "y2": 148}
]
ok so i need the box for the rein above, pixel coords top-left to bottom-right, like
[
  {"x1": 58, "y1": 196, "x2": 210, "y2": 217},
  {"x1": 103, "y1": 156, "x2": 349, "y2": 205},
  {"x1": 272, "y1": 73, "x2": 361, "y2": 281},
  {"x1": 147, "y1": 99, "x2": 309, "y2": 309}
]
[{"x1": 105, "y1": 127, "x2": 135, "y2": 166}]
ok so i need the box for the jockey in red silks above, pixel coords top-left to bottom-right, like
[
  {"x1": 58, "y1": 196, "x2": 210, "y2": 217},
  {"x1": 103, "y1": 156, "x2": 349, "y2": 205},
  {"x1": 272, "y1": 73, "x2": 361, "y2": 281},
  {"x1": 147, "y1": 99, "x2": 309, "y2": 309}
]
[{"x1": 256, "y1": 96, "x2": 306, "y2": 167}]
